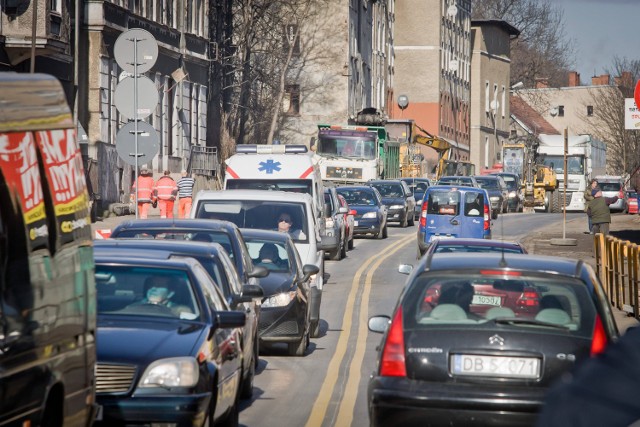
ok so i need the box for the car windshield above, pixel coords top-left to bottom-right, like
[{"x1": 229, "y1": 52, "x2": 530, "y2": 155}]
[
  {"x1": 337, "y1": 189, "x2": 377, "y2": 206},
  {"x1": 244, "y1": 239, "x2": 291, "y2": 272},
  {"x1": 371, "y1": 183, "x2": 403, "y2": 197},
  {"x1": 194, "y1": 200, "x2": 309, "y2": 243},
  {"x1": 475, "y1": 178, "x2": 500, "y2": 190},
  {"x1": 403, "y1": 273, "x2": 596, "y2": 338},
  {"x1": 96, "y1": 265, "x2": 200, "y2": 320},
  {"x1": 433, "y1": 244, "x2": 523, "y2": 254},
  {"x1": 111, "y1": 229, "x2": 236, "y2": 261},
  {"x1": 498, "y1": 176, "x2": 518, "y2": 190},
  {"x1": 226, "y1": 179, "x2": 312, "y2": 196}
]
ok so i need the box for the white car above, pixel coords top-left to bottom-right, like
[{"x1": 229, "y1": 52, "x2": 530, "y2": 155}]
[{"x1": 191, "y1": 189, "x2": 327, "y2": 338}]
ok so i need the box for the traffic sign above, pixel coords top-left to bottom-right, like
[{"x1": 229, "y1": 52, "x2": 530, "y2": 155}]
[
  {"x1": 635, "y1": 80, "x2": 640, "y2": 112},
  {"x1": 114, "y1": 76, "x2": 159, "y2": 120},
  {"x1": 114, "y1": 28, "x2": 158, "y2": 74},
  {"x1": 115, "y1": 121, "x2": 160, "y2": 166}
]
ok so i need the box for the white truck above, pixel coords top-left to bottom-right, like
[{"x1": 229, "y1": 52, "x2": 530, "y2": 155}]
[{"x1": 537, "y1": 134, "x2": 607, "y2": 211}]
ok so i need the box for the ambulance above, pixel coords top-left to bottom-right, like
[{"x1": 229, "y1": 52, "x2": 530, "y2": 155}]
[{"x1": 223, "y1": 144, "x2": 337, "y2": 253}]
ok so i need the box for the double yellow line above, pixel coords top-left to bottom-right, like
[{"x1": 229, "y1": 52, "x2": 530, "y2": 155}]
[{"x1": 305, "y1": 233, "x2": 415, "y2": 427}]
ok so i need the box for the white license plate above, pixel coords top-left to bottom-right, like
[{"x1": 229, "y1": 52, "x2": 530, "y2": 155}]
[
  {"x1": 354, "y1": 220, "x2": 358, "y2": 226},
  {"x1": 429, "y1": 235, "x2": 454, "y2": 242},
  {"x1": 472, "y1": 295, "x2": 501, "y2": 306},
  {"x1": 451, "y1": 354, "x2": 540, "y2": 379}
]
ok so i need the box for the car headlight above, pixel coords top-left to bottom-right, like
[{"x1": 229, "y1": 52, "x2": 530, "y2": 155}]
[
  {"x1": 508, "y1": 191, "x2": 517, "y2": 198},
  {"x1": 138, "y1": 357, "x2": 199, "y2": 388},
  {"x1": 389, "y1": 205, "x2": 405, "y2": 210},
  {"x1": 325, "y1": 218, "x2": 334, "y2": 227},
  {"x1": 490, "y1": 196, "x2": 500, "y2": 201},
  {"x1": 262, "y1": 291, "x2": 296, "y2": 308},
  {"x1": 362, "y1": 212, "x2": 377, "y2": 218}
]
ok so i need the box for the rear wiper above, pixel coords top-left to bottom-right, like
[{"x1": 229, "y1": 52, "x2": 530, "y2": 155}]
[{"x1": 492, "y1": 318, "x2": 569, "y2": 330}]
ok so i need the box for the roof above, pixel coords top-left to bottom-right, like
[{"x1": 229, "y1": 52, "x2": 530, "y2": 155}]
[
  {"x1": 510, "y1": 95, "x2": 560, "y2": 135},
  {"x1": 471, "y1": 19, "x2": 521, "y2": 37},
  {"x1": 94, "y1": 239, "x2": 225, "y2": 256}
]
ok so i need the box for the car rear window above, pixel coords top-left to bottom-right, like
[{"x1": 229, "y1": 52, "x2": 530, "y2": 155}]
[
  {"x1": 427, "y1": 190, "x2": 460, "y2": 215},
  {"x1": 600, "y1": 182, "x2": 621, "y2": 192},
  {"x1": 434, "y1": 244, "x2": 523, "y2": 254},
  {"x1": 402, "y1": 273, "x2": 596, "y2": 337},
  {"x1": 475, "y1": 178, "x2": 500, "y2": 190},
  {"x1": 371, "y1": 183, "x2": 403, "y2": 197}
]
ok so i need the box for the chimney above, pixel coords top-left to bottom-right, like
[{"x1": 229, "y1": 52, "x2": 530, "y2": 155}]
[
  {"x1": 591, "y1": 74, "x2": 610, "y2": 86},
  {"x1": 614, "y1": 71, "x2": 633, "y2": 88},
  {"x1": 535, "y1": 77, "x2": 549, "y2": 89},
  {"x1": 568, "y1": 71, "x2": 580, "y2": 87}
]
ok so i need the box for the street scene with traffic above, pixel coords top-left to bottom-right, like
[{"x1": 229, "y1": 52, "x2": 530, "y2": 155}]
[{"x1": 2, "y1": 0, "x2": 640, "y2": 426}]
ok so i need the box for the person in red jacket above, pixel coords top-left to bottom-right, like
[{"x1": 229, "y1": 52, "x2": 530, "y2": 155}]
[
  {"x1": 154, "y1": 170, "x2": 178, "y2": 218},
  {"x1": 131, "y1": 167, "x2": 156, "y2": 219}
]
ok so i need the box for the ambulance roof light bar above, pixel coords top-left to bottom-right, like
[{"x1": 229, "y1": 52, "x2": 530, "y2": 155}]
[{"x1": 235, "y1": 144, "x2": 308, "y2": 154}]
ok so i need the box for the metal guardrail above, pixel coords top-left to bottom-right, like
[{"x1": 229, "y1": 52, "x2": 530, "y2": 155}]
[{"x1": 594, "y1": 234, "x2": 640, "y2": 319}]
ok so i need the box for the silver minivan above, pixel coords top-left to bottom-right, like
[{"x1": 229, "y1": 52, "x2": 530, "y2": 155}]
[{"x1": 191, "y1": 189, "x2": 327, "y2": 338}]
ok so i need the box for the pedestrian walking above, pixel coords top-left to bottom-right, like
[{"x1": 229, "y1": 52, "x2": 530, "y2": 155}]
[
  {"x1": 131, "y1": 166, "x2": 156, "y2": 219},
  {"x1": 154, "y1": 170, "x2": 178, "y2": 218},
  {"x1": 177, "y1": 170, "x2": 195, "y2": 218},
  {"x1": 588, "y1": 189, "x2": 611, "y2": 235},
  {"x1": 583, "y1": 178, "x2": 599, "y2": 233}
]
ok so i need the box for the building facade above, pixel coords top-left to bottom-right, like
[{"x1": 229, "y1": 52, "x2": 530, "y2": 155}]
[
  {"x1": 391, "y1": 0, "x2": 472, "y2": 169},
  {"x1": 469, "y1": 19, "x2": 519, "y2": 171}
]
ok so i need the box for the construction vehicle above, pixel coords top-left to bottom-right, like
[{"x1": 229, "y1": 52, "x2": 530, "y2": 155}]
[
  {"x1": 503, "y1": 140, "x2": 561, "y2": 212},
  {"x1": 411, "y1": 122, "x2": 474, "y2": 180},
  {"x1": 314, "y1": 109, "x2": 400, "y2": 184}
]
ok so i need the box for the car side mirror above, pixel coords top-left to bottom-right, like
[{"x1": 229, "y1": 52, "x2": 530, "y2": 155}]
[
  {"x1": 407, "y1": 192, "x2": 413, "y2": 198},
  {"x1": 233, "y1": 284, "x2": 264, "y2": 304},
  {"x1": 398, "y1": 264, "x2": 413, "y2": 275},
  {"x1": 248, "y1": 265, "x2": 269, "y2": 278},
  {"x1": 300, "y1": 264, "x2": 320, "y2": 282},
  {"x1": 338, "y1": 206, "x2": 348, "y2": 214}
]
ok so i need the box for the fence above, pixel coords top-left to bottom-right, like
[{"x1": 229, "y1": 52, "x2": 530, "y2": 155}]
[{"x1": 594, "y1": 234, "x2": 640, "y2": 319}]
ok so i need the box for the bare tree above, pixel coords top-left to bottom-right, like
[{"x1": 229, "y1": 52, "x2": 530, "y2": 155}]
[{"x1": 472, "y1": 0, "x2": 575, "y2": 88}]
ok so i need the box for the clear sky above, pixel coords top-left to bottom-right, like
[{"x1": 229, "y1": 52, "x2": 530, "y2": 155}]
[{"x1": 550, "y1": 0, "x2": 640, "y2": 83}]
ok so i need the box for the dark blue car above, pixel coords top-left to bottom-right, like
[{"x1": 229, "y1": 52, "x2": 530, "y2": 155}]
[
  {"x1": 369, "y1": 179, "x2": 416, "y2": 227},
  {"x1": 400, "y1": 177, "x2": 431, "y2": 220},
  {"x1": 94, "y1": 256, "x2": 245, "y2": 426},
  {"x1": 336, "y1": 185, "x2": 388, "y2": 239}
]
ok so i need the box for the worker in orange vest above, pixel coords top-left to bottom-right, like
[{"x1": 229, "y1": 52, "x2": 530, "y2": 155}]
[
  {"x1": 131, "y1": 166, "x2": 156, "y2": 219},
  {"x1": 154, "y1": 170, "x2": 178, "y2": 218}
]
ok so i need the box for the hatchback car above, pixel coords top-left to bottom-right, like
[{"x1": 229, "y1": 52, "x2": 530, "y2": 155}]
[
  {"x1": 474, "y1": 175, "x2": 509, "y2": 218},
  {"x1": 109, "y1": 218, "x2": 266, "y2": 397},
  {"x1": 367, "y1": 253, "x2": 618, "y2": 427},
  {"x1": 597, "y1": 178, "x2": 626, "y2": 212},
  {"x1": 94, "y1": 238, "x2": 265, "y2": 399},
  {"x1": 324, "y1": 187, "x2": 349, "y2": 260},
  {"x1": 369, "y1": 179, "x2": 416, "y2": 227},
  {"x1": 400, "y1": 177, "x2": 431, "y2": 219},
  {"x1": 423, "y1": 238, "x2": 527, "y2": 256},
  {"x1": 240, "y1": 229, "x2": 319, "y2": 356},
  {"x1": 336, "y1": 185, "x2": 388, "y2": 238},
  {"x1": 94, "y1": 256, "x2": 246, "y2": 426}
]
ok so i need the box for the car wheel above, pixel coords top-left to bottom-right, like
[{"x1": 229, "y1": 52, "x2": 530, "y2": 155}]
[
  {"x1": 310, "y1": 320, "x2": 320, "y2": 338},
  {"x1": 340, "y1": 235, "x2": 347, "y2": 258},
  {"x1": 288, "y1": 334, "x2": 307, "y2": 356},
  {"x1": 216, "y1": 396, "x2": 239, "y2": 427},
  {"x1": 239, "y1": 347, "x2": 255, "y2": 399},
  {"x1": 401, "y1": 214, "x2": 408, "y2": 228}
]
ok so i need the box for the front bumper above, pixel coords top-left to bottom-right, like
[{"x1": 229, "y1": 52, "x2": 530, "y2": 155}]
[
  {"x1": 385, "y1": 208, "x2": 406, "y2": 223},
  {"x1": 258, "y1": 300, "x2": 307, "y2": 343},
  {"x1": 96, "y1": 393, "x2": 211, "y2": 426},
  {"x1": 368, "y1": 376, "x2": 542, "y2": 427},
  {"x1": 353, "y1": 217, "x2": 382, "y2": 235}
]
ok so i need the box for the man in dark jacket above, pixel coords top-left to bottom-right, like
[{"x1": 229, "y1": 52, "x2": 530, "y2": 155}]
[
  {"x1": 588, "y1": 190, "x2": 611, "y2": 235},
  {"x1": 536, "y1": 325, "x2": 640, "y2": 427}
]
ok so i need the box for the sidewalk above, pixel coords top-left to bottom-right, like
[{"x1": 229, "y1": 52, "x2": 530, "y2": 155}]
[{"x1": 520, "y1": 212, "x2": 640, "y2": 334}]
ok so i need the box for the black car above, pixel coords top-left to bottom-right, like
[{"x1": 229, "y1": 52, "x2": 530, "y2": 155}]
[
  {"x1": 240, "y1": 229, "x2": 319, "y2": 356},
  {"x1": 94, "y1": 238, "x2": 265, "y2": 399},
  {"x1": 368, "y1": 253, "x2": 618, "y2": 427},
  {"x1": 110, "y1": 218, "x2": 266, "y2": 399},
  {"x1": 490, "y1": 172, "x2": 523, "y2": 213},
  {"x1": 400, "y1": 177, "x2": 431, "y2": 219},
  {"x1": 94, "y1": 256, "x2": 246, "y2": 426},
  {"x1": 473, "y1": 175, "x2": 509, "y2": 219},
  {"x1": 336, "y1": 185, "x2": 388, "y2": 238},
  {"x1": 369, "y1": 179, "x2": 416, "y2": 227}
]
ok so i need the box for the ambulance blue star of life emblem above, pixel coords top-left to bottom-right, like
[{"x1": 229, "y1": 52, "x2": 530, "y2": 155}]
[{"x1": 258, "y1": 159, "x2": 281, "y2": 174}]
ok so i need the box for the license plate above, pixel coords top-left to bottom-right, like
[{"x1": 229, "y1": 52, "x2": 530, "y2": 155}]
[
  {"x1": 472, "y1": 295, "x2": 501, "y2": 306},
  {"x1": 429, "y1": 235, "x2": 454, "y2": 242},
  {"x1": 354, "y1": 220, "x2": 358, "y2": 226},
  {"x1": 451, "y1": 354, "x2": 540, "y2": 379}
]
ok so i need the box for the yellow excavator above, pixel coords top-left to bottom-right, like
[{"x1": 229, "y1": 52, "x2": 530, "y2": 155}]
[{"x1": 411, "y1": 122, "x2": 475, "y2": 180}]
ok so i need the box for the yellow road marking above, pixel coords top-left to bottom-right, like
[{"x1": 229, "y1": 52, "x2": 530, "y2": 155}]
[{"x1": 305, "y1": 234, "x2": 415, "y2": 427}]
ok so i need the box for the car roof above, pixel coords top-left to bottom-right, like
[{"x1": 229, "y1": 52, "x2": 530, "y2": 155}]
[
  {"x1": 421, "y1": 252, "x2": 584, "y2": 278},
  {"x1": 94, "y1": 254, "x2": 201, "y2": 270},
  {"x1": 336, "y1": 185, "x2": 376, "y2": 191},
  {"x1": 196, "y1": 189, "x2": 314, "y2": 203},
  {"x1": 428, "y1": 185, "x2": 485, "y2": 193},
  {"x1": 112, "y1": 218, "x2": 238, "y2": 233},
  {"x1": 369, "y1": 180, "x2": 402, "y2": 184},
  {"x1": 431, "y1": 238, "x2": 522, "y2": 249},
  {"x1": 94, "y1": 239, "x2": 225, "y2": 257},
  {"x1": 400, "y1": 177, "x2": 430, "y2": 181},
  {"x1": 239, "y1": 228, "x2": 291, "y2": 243}
]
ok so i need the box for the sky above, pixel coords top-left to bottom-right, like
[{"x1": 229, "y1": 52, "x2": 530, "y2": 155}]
[{"x1": 550, "y1": 0, "x2": 640, "y2": 82}]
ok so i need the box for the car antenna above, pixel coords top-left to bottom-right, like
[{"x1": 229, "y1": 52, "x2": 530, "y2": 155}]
[{"x1": 499, "y1": 204, "x2": 507, "y2": 267}]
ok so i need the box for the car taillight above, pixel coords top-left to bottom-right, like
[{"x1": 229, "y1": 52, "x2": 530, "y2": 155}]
[
  {"x1": 379, "y1": 309, "x2": 406, "y2": 377},
  {"x1": 619, "y1": 190, "x2": 624, "y2": 199},
  {"x1": 483, "y1": 204, "x2": 490, "y2": 230},
  {"x1": 590, "y1": 314, "x2": 608, "y2": 356},
  {"x1": 516, "y1": 287, "x2": 540, "y2": 308},
  {"x1": 419, "y1": 200, "x2": 428, "y2": 227}
]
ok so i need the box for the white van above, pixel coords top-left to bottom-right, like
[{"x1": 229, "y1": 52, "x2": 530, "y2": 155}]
[
  {"x1": 191, "y1": 189, "x2": 326, "y2": 337},
  {"x1": 223, "y1": 145, "x2": 338, "y2": 253}
]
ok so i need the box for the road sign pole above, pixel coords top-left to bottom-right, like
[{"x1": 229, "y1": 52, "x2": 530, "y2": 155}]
[{"x1": 134, "y1": 35, "x2": 139, "y2": 219}]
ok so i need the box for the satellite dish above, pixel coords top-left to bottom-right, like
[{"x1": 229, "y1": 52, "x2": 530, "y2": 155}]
[
  {"x1": 550, "y1": 107, "x2": 559, "y2": 117},
  {"x1": 490, "y1": 100, "x2": 500, "y2": 111},
  {"x1": 447, "y1": 5, "x2": 458, "y2": 17}
]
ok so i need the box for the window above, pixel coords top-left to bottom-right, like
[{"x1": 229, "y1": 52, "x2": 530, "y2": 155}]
[
  {"x1": 283, "y1": 85, "x2": 300, "y2": 115},
  {"x1": 587, "y1": 105, "x2": 593, "y2": 116},
  {"x1": 558, "y1": 105, "x2": 564, "y2": 117},
  {"x1": 50, "y1": 0, "x2": 61, "y2": 14}
]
